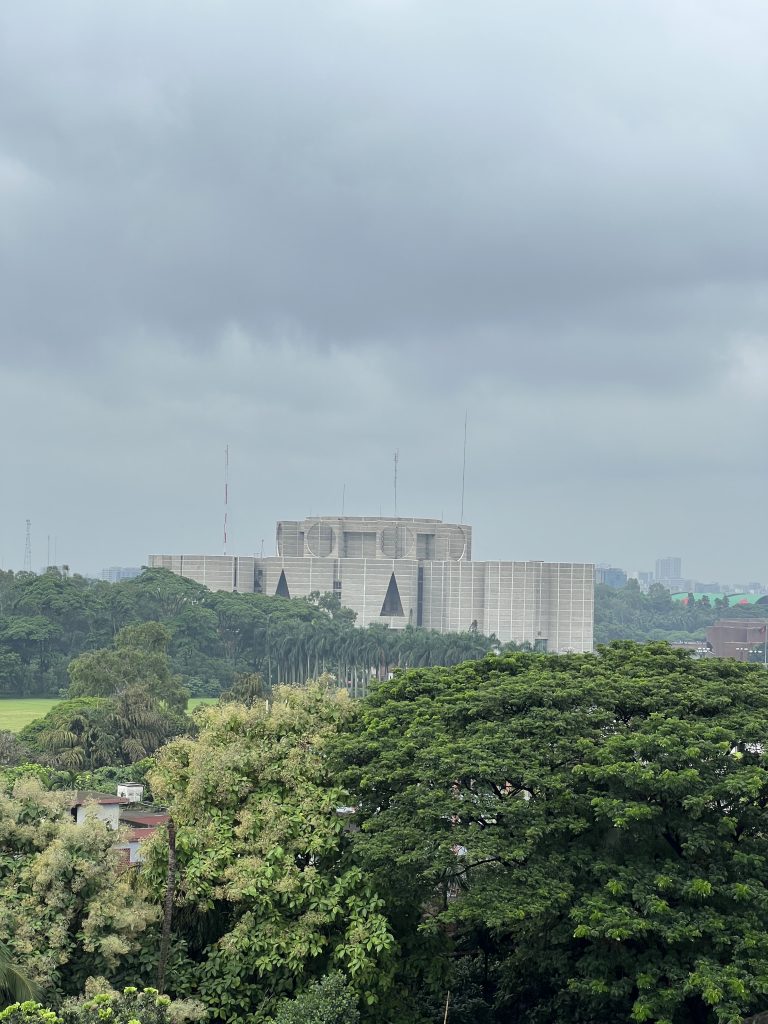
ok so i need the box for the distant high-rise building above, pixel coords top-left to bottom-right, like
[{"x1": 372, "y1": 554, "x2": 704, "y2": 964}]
[
  {"x1": 655, "y1": 556, "x2": 682, "y2": 584},
  {"x1": 595, "y1": 566, "x2": 628, "y2": 589},
  {"x1": 101, "y1": 566, "x2": 142, "y2": 583}
]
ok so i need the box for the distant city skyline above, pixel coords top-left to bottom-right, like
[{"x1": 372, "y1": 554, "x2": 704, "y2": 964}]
[
  {"x1": 100, "y1": 566, "x2": 142, "y2": 583},
  {"x1": 597, "y1": 558, "x2": 768, "y2": 594}
]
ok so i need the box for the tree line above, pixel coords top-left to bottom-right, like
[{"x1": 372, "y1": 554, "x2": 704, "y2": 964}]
[
  {"x1": 0, "y1": 568, "x2": 505, "y2": 699},
  {"x1": 595, "y1": 579, "x2": 767, "y2": 644},
  {"x1": 5, "y1": 567, "x2": 767, "y2": 704},
  {"x1": 4, "y1": 644, "x2": 768, "y2": 1022},
  {"x1": 6, "y1": 621, "x2": 190, "y2": 772}
]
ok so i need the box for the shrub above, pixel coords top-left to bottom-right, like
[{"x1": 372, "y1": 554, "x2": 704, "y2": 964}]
[
  {"x1": 273, "y1": 973, "x2": 359, "y2": 1024},
  {"x1": 0, "y1": 987, "x2": 204, "y2": 1024},
  {"x1": 0, "y1": 1005, "x2": 60, "y2": 1024}
]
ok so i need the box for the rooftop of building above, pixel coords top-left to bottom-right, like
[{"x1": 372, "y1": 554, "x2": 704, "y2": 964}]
[
  {"x1": 69, "y1": 790, "x2": 131, "y2": 807},
  {"x1": 119, "y1": 810, "x2": 170, "y2": 827},
  {"x1": 284, "y1": 515, "x2": 450, "y2": 525}
]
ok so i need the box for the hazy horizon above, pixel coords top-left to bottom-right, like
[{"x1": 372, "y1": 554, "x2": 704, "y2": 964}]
[{"x1": 2, "y1": 1, "x2": 768, "y2": 581}]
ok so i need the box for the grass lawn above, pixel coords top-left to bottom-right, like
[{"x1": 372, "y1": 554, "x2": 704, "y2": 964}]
[
  {"x1": 0, "y1": 698, "x2": 61, "y2": 733},
  {"x1": 0, "y1": 696, "x2": 219, "y2": 733},
  {"x1": 189, "y1": 697, "x2": 217, "y2": 712}
]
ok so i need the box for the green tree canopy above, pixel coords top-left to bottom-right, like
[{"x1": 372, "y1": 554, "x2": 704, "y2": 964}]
[
  {"x1": 144, "y1": 686, "x2": 393, "y2": 1024},
  {"x1": 593, "y1": 580, "x2": 768, "y2": 645},
  {"x1": 0, "y1": 566, "x2": 504, "y2": 699},
  {"x1": 17, "y1": 694, "x2": 187, "y2": 772},
  {"x1": 338, "y1": 643, "x2": 768, "y2": 1024},
  {"x1": 18, "y1": 698, "x2": 115, "y2": 769},
  {"x1": 0, "y1": 779, "x2": 158, "y2": 998},
  {"x1": 218, "y1": 672, "x2": 269, "y2": 706},
  {"x1": 68, "y1": 624, "x2": 188, "y2": 712}
]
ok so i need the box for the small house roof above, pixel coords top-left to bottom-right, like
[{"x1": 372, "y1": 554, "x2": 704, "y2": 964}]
[
  {"x1": 69, "y1": 790, "x2": 131, "y2": 808},
  {"x1": 119, "y1": 811, "x2": 169, "y2": 827},
  {"x1": 122, "y1": 828, "x2": 159, "y2": 843}
]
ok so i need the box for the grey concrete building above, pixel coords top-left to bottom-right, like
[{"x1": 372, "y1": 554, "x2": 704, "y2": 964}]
[{"x1": 149, "y1": 516, "x2": 594, "y2": 652}]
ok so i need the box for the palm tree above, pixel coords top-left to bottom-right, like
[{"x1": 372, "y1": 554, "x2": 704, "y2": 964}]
[
  {"x1": 110, "y1": 687, "x2": 184, "y2": 762},
  {"x1": 37, "y1": 705, "x2": 116, "y2": 770},
  {"x1": 0, "y1": 939, "x2": 40, "y2": 1005}
]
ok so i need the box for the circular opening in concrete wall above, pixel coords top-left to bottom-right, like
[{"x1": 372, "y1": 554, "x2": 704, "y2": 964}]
[
  {"x1": 306, "y1": 522, "x2": 335, "y2": 557},
  {"x1": 381, "y1": 524, "x2": 415, "y2": 559},
  {"x1": 447, "y1": 525, "x2": 467, "y2": 560}
]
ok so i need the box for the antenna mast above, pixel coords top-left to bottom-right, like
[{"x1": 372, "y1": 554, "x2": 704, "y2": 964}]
[
  {"x1": 460, "y1": 411, "x2": 468, "y2": 523},
  {"x1": 23, "y1": 520, "x2": 32, "y2": 572},
  {"x1": 223, "y1": 445, "x2": 229, "y2": 554},
  {"x1": 393, "y1": 450, "x2": 399, "y2": 517}
]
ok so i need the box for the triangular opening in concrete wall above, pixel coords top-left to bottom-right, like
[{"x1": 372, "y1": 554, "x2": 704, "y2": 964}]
[
  {"x1": 275, "y1": 570, "x2": 290, "y2": 599},
  {"x1": 380, "y1": 573, "x2": 404, "y2": 616}
]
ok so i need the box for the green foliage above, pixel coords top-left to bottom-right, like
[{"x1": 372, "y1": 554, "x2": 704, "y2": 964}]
[
  {"x1": 68, "y1": 624, "x2": 188, "y2": 712},
  {"x1": 0, "y1": 568, "x2": 93, "y2": 697},
  {"x1": 15, "y1": 625, "x2": 190, "y2": 770},
  {"x1": 0, "y1": 941, "x2": 41, "y2": 1007},
  {"x1": 0, "y1": 1004, "x2": 59, "y2": 1024},
  {"x1": 60, "y1": 986, "x2": 204, "y2": 1024},
  {"x1": 15, "y1": 637, "x2": 768, "y2": 1024},
  {"x1": 0, "y1": 567, "x2": 503, "y2": 700},
  {"x1": 144, "y1": 686, "x2": 394, "y2": 1023},
  {"x1": 18, "y1": 698, "x2": 116, "y2": 769},
  {"x1": 0, "y1": 732, "x2": 30, "y2": 768},
  {"x1": 71, "y1": 760, "x2": 156, "y2": 800},
  {"x1": 273, "y1": 973, "x2": 359, "y2": 1024},
  {"x1": 595, "y1": 579, "x2": 768, "y2": 643},
  {"x1": 339, "y1": 643, "x2": 768, "y2": 1024},
  {"x1": 0, "y1": 778, "x2": 159, "y2": 998},
  {"x1": 0, "y1": 987, "x2": 204, "y2": 1024},
  {"x1": 218, "y1": 673, "x2": 269, "y2": 706},
  {"x1": 17, "y1": 693, "x2": 186, "y2": 772}
]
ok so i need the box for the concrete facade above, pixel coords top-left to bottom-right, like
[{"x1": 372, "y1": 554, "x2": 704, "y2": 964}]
[
  {"x1": 150, "y1": 516, "x2": 594, "y2": 652},
  {"x1": 69, "y1": 791, "x2": 130, "y2": 830},
  {"x1": 706, "y1": 619, "x2": 768, "y2": 661}
]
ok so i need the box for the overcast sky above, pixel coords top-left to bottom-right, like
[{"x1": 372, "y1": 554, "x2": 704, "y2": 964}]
[{"x1": 2, "y1": 0, "x2": 768, "y2": 582}]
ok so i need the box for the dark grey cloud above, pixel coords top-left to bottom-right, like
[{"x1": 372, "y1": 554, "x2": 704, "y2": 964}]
[{"x1": 2, "y1": 1, "x2": 768, "y2": 580}]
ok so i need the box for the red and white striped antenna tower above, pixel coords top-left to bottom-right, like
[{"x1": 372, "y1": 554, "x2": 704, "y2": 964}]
[{"x1": 223, "y1": 445, "x2": 229, "y2": 554}]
